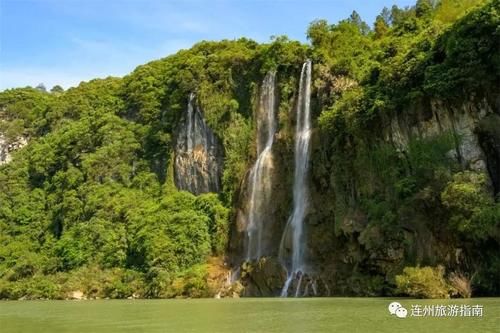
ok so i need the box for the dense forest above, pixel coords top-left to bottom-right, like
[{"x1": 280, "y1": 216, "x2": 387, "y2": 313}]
[{"x1": 0, "y1": 0, "x2": 499, "y2": 299}]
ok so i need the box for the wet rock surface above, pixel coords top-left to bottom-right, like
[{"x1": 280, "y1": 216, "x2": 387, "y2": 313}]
[
  {"x1": 174, "y1": 94, "x2": 223, "y2": 195},
  {"x1": 239, "y1": 258, "x2": 287, "y2": 297}
]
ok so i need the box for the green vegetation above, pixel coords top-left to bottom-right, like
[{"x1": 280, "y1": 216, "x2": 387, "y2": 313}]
[
  {"x1": 441, "y1": 171, "x2": 500, "y2": 240},
  {"x1": 396, "y1": 266, "x2": 453, "y2": 298},
  {"x1": 311, "y1": 0, "x2": 499, "y2": 296},
  {"x1": 0, "y1": 37, "x2": 307, "y2": 299},
  {"x1": 0, "y1": 0, "x2": 499, "y2": 299},
  {"x1": 396, "y1": 266, "x2": 473, "y2": 298}
]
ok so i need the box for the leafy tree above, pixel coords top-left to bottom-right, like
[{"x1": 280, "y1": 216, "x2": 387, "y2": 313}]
[
  {"x1": 441, "y1": 171, "x2": 500, "y2": 240},
  {"x1": 348, "y1": 11, "x2": 371, "y2": 35},
  {"x1": 374, "y1": 15, "x2": 389, "y2": 39},
  {"x1": 416, "y1": 0, "x2": 434, "y2": 18},
  {"x1": 396, "y1": 266, "x2": 453, "y2": 298},
  {"x1": 50, "y1": 85, "x2": 64, "y2": 94},
  {"x1": 35, "y1": 83, "x2": 47, "y2": 92}
]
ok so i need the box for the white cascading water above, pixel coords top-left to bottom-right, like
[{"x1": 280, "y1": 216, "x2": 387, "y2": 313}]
[
  {"x1": 245, "y1": 71, "x2": 277, "y2": 260},
  {"x1": 174, "y1": 92, "x2": 222, "y2": 194},
  {"x1": 186, "y1": 92, "x2": 195, "y2": 152},
  {"x1": 280, "y1": 60, "x2": 312, "y2": 297}
]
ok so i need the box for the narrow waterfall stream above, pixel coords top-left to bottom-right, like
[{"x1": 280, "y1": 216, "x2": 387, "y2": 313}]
[
  {"x1": 186, "y1": 92, "x2": 195, "y2": 151},
  {"x1": 280, "y1": 60, "x2": 312, "y2": 297},
  {"x1": 173, "y1": 92, "x2": 223, "y2": 195},
  {"x1": 245, "y1": 71, "x2": 277, "y2": 260}
]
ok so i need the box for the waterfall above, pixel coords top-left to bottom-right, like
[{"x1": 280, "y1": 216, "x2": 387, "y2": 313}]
[
  {"x1": 186, "y1": 92, "x2": 195, "y2": 152},
  {"x1": 245, "y1": 71, "x2": 277, "y2": 260},
  {"x1": 280, "y1": 60, "x2": 312, "y2": 297},
  {"x1": 173, "y1": 93, "x2": 223, "y2": 195}
]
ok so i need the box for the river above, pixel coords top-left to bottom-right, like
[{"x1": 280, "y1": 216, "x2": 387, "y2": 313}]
[{"x1": 1, "y1": 297, "x2": 499, "y2": 332}]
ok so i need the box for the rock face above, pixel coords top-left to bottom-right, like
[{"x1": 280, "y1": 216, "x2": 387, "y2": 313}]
[
  {"x1": 233, "y1": 93, "x2": 500, "y2": 297},
  {"x1": 174, "y1": 93, "x2": 223, "y2": 195},
  {"x1": 304, "y1": 95, "x2": 500, "y2": 296},
  {"x1": 384, "y1": 96, "x2": 500, "y2": 195},
  {"x1": 386, "y1": 98, "x2": 494, "y2": 176},
  {"x1": 68, "y1": 290, "x2": 85, "y2": 300},
  {"x1": 239, "y1": 257, "x2": 287, "y2": 297},
  {"x1": 0, "y1": 134, "x2": 28, "y2": 165},
  {"x1": 477, "y1": 108, "x2": 500, "y2": 195}
]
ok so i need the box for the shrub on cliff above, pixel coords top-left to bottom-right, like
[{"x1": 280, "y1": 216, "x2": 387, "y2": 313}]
[
  {"x1": 195, "y1": 194, "x2": 230, "y2": 255},
  {"x1": 396, "y1": 266, "x2": 452, "y2": 298},
  {"x1": 167, "y1": 264, "x2": 211, "y2": 298},
  {"x1": 441, "y1": 171, "x2": 500, "y2": 240},
  {"x1": 448, "y1": 272, "x2": 472, "y2": 298}
]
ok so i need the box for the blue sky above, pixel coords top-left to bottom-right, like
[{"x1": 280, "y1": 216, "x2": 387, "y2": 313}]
[{"x1": 0, "y1": 0, "x2": 414, "y2": 90}]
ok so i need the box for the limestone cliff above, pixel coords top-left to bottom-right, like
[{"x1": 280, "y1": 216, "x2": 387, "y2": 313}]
[
  {"x1": 386, "y1": 96, "x2": 499, "y2": 192},
  {"x1": 0, "y1": 134, "x2": 27, "y2": 165},
  {"x1": 174, "y1": 93, "x2": 223, "y2": 195},
  {"x1": 302, "y1": 94, "x2": 500, "y2": 296},
  {"x1": 231, "y1": 92, "x2": 500, "y2": 297}
]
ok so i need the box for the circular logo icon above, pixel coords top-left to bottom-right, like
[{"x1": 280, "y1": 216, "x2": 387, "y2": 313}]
[
  {"x1": 388, "y1": 302, "x2": 407, "y2": 319},
  {"x1": 395, "y1": 307, "x2": 408, "y2": 318},
  {"x1": 388, "y1": 302, "x2": 402, "y2": 315}
]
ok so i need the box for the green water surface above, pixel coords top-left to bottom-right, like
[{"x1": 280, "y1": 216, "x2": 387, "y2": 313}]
[{"x1": 1, "y1": 298, "x2": 499, "y2": 333}]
